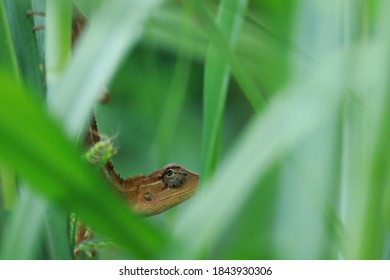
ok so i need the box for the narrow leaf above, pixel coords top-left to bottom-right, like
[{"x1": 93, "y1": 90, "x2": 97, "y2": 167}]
[
  {"x1": 202, "y1": 0, "x2": 248, "y2": 179},
  {"x1": 0, "y1": 72, "x2": 165, "y2": 259}
]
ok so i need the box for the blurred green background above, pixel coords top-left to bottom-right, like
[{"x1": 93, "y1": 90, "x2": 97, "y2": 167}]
[{"x1": 0, "y1": 0, "x2": 390, "y2": 259}]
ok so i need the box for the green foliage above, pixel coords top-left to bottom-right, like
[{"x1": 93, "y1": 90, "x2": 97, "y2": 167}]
[{"x1": 0, "y1": 0, "x2": 390, "y2": 260}]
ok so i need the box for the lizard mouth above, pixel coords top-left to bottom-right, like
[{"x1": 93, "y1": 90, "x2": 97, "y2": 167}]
[{"x1": 161, "y1": 187, "x2": 197, "y2": 201}]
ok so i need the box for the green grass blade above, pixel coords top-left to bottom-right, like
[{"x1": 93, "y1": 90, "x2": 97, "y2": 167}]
[
  {"x1": 1, "y1": 189, "x2": 47, "y2": 259},
  {"x1": 0, "y1": 0, "x2": 19, "y2": 78},
  {"x1": 191, "y1": 1, "x2": 266, "y2": 112},
  {"x1": 2, "y1": 0, "x2": 44, "y2": 94},
  {"x1": 359, "y1": 95, "x2": 390, "y2": 258},
  {"x1": 170, "y1": 51, "x2": 346, "y2": 258},
  {"x1": 202, "y1": 0, "x2": 248, "y2": 180},
  {"x1": 1, "y1": 0, "x2": 53, "y2": 259},
  {"x1": 144, "y1": 5, "x2": 208, "y2": 59},
  {"x1": 43, "y1": 0, "x2": 163, "y2": 259},
  {"x1": 155, "y1": 56, "x2": 191, "y2": 165},
  {"x1": 340, "y1": 1, "x2": 390, "y2": 259},
  {"x1": 42, "y1": 0, "x2": 73, "y2": 260},
  {"x1": 45, "y1": 206, "x2": 72, "y2": 259},
  {"x1": 49, "y1": 0, "x2": 164, "y2": 137},
  {"x1": 354, "y1": 1, "x2": 390, "y2": 259},
  {"x1": 0, "y1": 165, "x2": 16, "y2": 210},
  {"x1": 0, "y1": 72, "x2": 165, "y2": 258},
  {"x1": 31, "y1": 0, "x2": 46, "y2": 62},
  {"x1": 0, "y1": 0, "x2": 18, "y2": 211},
  {"x1": 45, "y1": 0, "x2": 72, "y2": 94}
]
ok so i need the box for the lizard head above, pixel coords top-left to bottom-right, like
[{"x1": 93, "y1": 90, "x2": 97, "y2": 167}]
[{"x1": 127, "y1": 163, "x2": 199, "y2": 217}]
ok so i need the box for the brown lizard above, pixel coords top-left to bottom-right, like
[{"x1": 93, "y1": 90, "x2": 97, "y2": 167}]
[
  {"x1": 87, "y1": 118, "x2": 199, "y2": 218},
  {"x1": 27, "y1": 9, "x2": 199, "y2": 217},
  {"x1": 72, "y1": 8, "x2": 199, "y2": 252},
  {"x1": 75, "y1": 117, "x2": 199, "y2": 253},
  {"x1": 27, "y1": 7, "x2": 199, "y2": 254}
]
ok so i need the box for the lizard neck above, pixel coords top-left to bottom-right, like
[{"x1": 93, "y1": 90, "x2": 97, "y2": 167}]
[{"x1": 87, "y1": 117, "x2": 199, "y2": 216}]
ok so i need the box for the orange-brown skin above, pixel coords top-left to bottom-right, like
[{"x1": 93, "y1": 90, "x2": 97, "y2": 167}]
[
  {"x1": 75, "y1": 120, "x2": 199, "y2": 251},
  {"x1": 87, "y1": 117, "x2": 199, "y2": 216},
  {"x1": 75, "y1": 162, "x2": 199, "y2": 249},
  {"x1": 116, "y1": 163, "x2": 199, "y2": 216}
]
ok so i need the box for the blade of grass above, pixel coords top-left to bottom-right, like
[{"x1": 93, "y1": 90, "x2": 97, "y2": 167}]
[
  {"x1": 169, "y1": 50, "x2": 347, "y2": 258},
  {"x1": 0, "y1": 71, "x2": 165, "y2": 259},
  {"x1": 144, "y1": 3, "x2": 294, "y2": 93},
  {"x1": 0, "y1": 165, "x2": 16, "y2": 210},
  {"x1": 41, "y1": 0, "x2": 73, "y2": 260},
  {"x1": 154, "y1": 4, "x2": 192, "y2": 165},
  {"x1": 154, "y1": 56, "x2": 191, "y2": 165},
  {"x1": 49, "y1": 0, "x2": 164, "y2": 137},
  {"x1": 45, "y1": 0, "x2": 72, "y2": 96},
  {"x1": 0, "y1": 0, "x2": 19, "y2": 78},
  {"x1": 144, "y1": 4, "x2": 208, "y2": 59},
  {"x1": 1, "y1": 188, "x2": 47, "y2": 259},
  {"x1": 202, "y1": 0, "x2": 248, "y2": 180},
  {"x1": 31, "y1": 0, "x2": 46, "y2": 62},
  {"x1": 270, "y1": 0, "x2": 345, "y2": 259},
  {"x1": 45, "y1": 206, "x2": 72, "y2": 259},
  {"x1": 2, "y1": 0, "x2": 44, "y2": 94},
  {"x1": 358, "y1": 89, "x2": 390, "y2": 258},
  {"x1": 47, "y1": 0, "x2": 164, "y2": 259},
  {"x1": 1, "y1": 0, "x2": 167, "y2": 259},
  {"x1": 0, "y1": 0, "x2": 18, "y2": 211},
  {"x1": 354, "y1": 0, "x2": 390, "y2": 259},
  {"x1": 340, "y1": 0, "x2": 390, "y2": 259},
  {"x1": 1, "y1": 0, "x2": 54, "y2": 260},
  {"x1": 190, "y1": 0, "x2": 266, "y2": 112}
]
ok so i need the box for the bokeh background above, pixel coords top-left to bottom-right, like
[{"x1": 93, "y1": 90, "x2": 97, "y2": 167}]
[{"x1": 0, "y1": 0, "x2": 389, "y2": 259}]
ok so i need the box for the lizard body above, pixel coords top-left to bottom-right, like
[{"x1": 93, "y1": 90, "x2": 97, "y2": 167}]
[
  {"x1": 75, "y1": 118, "x2": 199, "y2": 253},
  {"x1": 87, "y1": 117, "x2": 199, "y2": 217},
  {"x1": 75, "y1": 105, "x2": 199, "y2": 255}
]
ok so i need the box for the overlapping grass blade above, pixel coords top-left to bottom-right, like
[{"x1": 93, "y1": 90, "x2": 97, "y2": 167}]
[
  {"x1": 2, "y1": 0, "x2": 44, "y2": 94},
  {"x1": 41, "y1": 0, "x2": 73, "y2": 260},
  {"x1": 171, "y1": 51, "x2": 346, "y2": 258},
  {"x1": 190, "y1": 0, "x2": 266, "y2": 112},
  {"x1": 153, "y1": 3, "x2": 193, "y2": 165},
  {"x1": 1, "y1": 0, "x2": 61, "y2": 259},
  {"x1": 45, "y1": 0, "x2": 72, "y2": 93},
  {"x1": 202, "y1": 0, "x2": 248, "y2": 180},
  {"x1": 49, "y1": 0, "x2": 164, "y2": 137},
  {"x1": 0, "y1": 0, "x2": 19, "y2": 78},
  {"x1": 0, "y1": 73, "x2": 165, "y2": 258},
  {"x1": 0, "y1": 0, "x2": 18, "y2": 211},
  {"x1": 1, "y1": 189, "x2": 47, "y2": 259},
  {"x1": 351, "y1": 0, "x2": 390, "y2": 259},
  {"x1": 155, "y1": 56, "x2": 191, "y2": 165},
  {"x1": 0, "y1": 0, "x2": 166, "y2": 259}
]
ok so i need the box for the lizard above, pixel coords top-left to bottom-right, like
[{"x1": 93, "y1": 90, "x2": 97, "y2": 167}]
[
  {"x1": 71, "y1": 9, "x2": 199, "y2": 250},
  {"x1": 74, "y1": 117, "x2": 199, "y2": 254},
  {"x1": 86, "y1": 117, "x2": 199, "y2": 219},
  {"x1": 27, "y1": 6, "x2": 199, "y2": 255},
  {"x1": 27, "y1": 8, "x2": 199, "y2": 219}
]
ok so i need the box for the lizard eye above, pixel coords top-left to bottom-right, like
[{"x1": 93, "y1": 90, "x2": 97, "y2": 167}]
[
  {"x1": 162, "y1": 168, "x2": 187, "y2": 188},
  {"x1": 144, "y1": 192, "x2": 153, "y2": 201}
]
